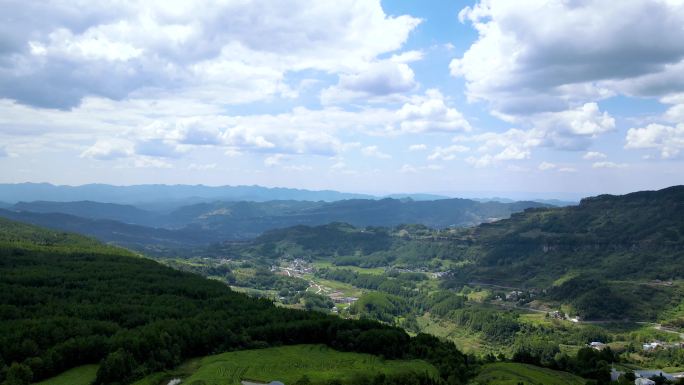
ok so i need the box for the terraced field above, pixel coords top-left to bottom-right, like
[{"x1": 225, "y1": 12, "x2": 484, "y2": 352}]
[
  {"x1": 474, "y1": 363, "x2": 585, "y2": 385},
  {"x1": 137, "y1": 344, "x2": 438, "y2": 385}
]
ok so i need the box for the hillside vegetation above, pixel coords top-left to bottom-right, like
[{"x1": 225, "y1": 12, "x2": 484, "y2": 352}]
[{"x1": 0, "y1": 218, "x2": 470, "y2": 385}]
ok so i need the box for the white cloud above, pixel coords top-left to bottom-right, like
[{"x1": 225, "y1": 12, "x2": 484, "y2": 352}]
[
  {"x1": 452, "y1": 0, "x2": 684, "y2": 116},
  {"x1": 583, "y1": 151, "x2": 607, "y2": 160},
  {"x1": 457, "y1": 103, "x2": 615, "y2": 165},
  {"x1": 389, "y1": 50, "x2": 424, "y2": 63},
  {"x1": 264, "y1": 154, "x2": 287, "y2": 167},
  {"x1": 321, "y1": 60, "x2": 417, "y2": 104},
  {"x1": 0, "y1": 1, "x2": 421, "y2": 109},
  {"x1": 493, "y1": 146, "x2": 529, "y2": 161},
  {"x1": 662, "y1": 94, "x2": 684, "y2": 122},
  {"x1": 81, "y1": 139, "x2": 133, "y2": 160},
  {"x1": 396, "y1": 89, "x2": 471, "y2": 133},
  {"x1": 538, "y1": 162, "x2": 556, "y2": 171},
  {"x1": 625, "y1": 123, "x2": 684, "y2": 159},
  {"x1": 362, "y1": 145, "x2": 391, "y2": 159},
  {"x1": 428, "y1": 145, "x2": 469, "y2": 161},
  {"x1": 532, "y1": 103, "x2": 615, "y2": 137},
  {"x1": 408, "y1": 144, "x2": 427, "y2": 151},
  {"x1": 558, "y1": 167, "x2": 577, "y2": 173},
  {"x1": 592, "y1": 161, "x2": 627, "y2": 169},
  {"x1": 465, "y1": 155, "x2": 493, "y2": 168}
]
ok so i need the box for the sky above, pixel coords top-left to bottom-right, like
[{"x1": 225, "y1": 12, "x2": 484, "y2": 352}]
[{"x1": 0, "y1": 0, "x2": 683, "y2": 198}]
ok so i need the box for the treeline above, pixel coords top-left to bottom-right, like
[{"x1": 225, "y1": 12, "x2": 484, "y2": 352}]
[
  {"x1": 0, "y1": 220, "x2": 474, "y2": 385},
  {"x1": 512, "y1": 346, "x2": 618, "y2": 384}
]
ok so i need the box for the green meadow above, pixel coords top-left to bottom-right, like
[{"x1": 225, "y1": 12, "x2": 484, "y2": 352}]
[
  {"x1": 32, "y1": 365, "x2": 99, "y2": 385},
  {"x1": 473, "y1": 363, "x2": 586, "y2": 385},
  {"x1": 136, "y1": 344, "x2": 438, "y2": 385}
]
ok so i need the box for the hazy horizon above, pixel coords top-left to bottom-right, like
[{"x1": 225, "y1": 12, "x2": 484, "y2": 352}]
[{"x1": 4, "y1": 180, "x2": 679, "y2": 202}]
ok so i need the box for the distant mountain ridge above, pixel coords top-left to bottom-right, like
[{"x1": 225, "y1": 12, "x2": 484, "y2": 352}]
[
  {"x1": 0, "y1": 182, "x2": 572, "y2": 207},
  {"x1": 0, "y1": 197, "x2": 549, "y2": 253},
  {"x1": 12, "y1": 200, "x2": 159, "y2": 226},
  {"x1": 0, "y1": 183, "x2": 375, "y2": 206}
]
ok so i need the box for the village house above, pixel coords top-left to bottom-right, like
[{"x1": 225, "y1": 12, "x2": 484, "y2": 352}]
[
  {"x1": 643, "y1": 341, "x2": 664, "y2": 351},
  {"x1": 635, "y1": 378, "x2": 656, "y2": 385},
  {"x1": 589, "y1": 341, "x2": 607, "y2": 350}
]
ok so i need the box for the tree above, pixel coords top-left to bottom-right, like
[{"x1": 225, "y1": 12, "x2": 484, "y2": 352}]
[
  {"x1": 94, "y1": 349, "x2": 136, "y2": 385},
  {"x1": 3, "y1": 363, "x2": 32, "y2": 385}
]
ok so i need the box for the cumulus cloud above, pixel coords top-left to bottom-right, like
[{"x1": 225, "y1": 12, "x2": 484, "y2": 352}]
[
  {"x1": 0, "y1": 1, "x2": 421, "y2": 109},
  {"x1": 408, "y1": 144, "x2": 427, "y2": 151},
  {"x1": 452, "y1": 0, "x2": 684, "y2": 115},
  {"x1": 457, "y1": 103, "x2": 615, "y2": 166},
  {"x1": 395, "y1": 89, "x2": 471, "y2": 133},
  {"x1": 583, "y1": 151, "x2": 607, "y2": 160},
  {"x1": 532, "y1": 103, "x2": 615, "y2": 137},
  {"x1": 389, "y1": 50, "x2": 424, "y2": 64},
  {"x1": 625, "y1": 123, "x2": 684, "y2": 159},
  {"x1": 321, "y1": 60, "x2": 417, "y2": 104},
  {"x1": 81, "y1": 139, "x2": 133, "y2": 160},
  {"x1": 428, "y1": 145, "x2": 469, "y2": 161}
]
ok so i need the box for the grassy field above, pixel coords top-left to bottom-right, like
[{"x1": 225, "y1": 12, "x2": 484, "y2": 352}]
[
  {"x1": 32, "y1": 365, "x2": 99, "y2": 385},
  {"x1": 416, "y1": 314, "x2": 490, "y2": 353},
  {"x1": 474, "y1": 363, "x2": 586, "y2": 385},
  {"x1": 136, "y1": 344, "x2": 437, "y2": 385}
]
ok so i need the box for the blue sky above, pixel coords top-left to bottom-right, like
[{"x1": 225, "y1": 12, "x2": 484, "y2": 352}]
[{"x1": 0, "y1": 0, "x2": 683, "y2": 199}]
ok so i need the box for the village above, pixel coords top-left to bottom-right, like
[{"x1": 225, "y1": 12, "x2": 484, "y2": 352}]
[{"x1": 274, "y1": 258, "x2": 359, "y2": 312}]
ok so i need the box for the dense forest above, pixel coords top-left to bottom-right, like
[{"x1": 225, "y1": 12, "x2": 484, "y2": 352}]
[{"x1": 0, "y1": 218, "x2": 472, "y2": 385}]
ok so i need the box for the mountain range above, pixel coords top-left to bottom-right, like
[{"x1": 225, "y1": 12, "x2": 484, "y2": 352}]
[{"x1": 0, "y1": 197, "x2": 549, "y2": 254}]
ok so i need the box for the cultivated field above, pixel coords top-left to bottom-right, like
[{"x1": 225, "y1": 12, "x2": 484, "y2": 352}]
[{"x1": 474, "y1": 363, "x2": 586, "y2": 385}]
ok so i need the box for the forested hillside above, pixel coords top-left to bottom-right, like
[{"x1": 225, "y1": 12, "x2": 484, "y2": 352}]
[
  {"x1": 454, "y1": 185, "x2": 684, "y2": 284},
  {"x1": 0, "y1": 218, "x2": 470, "y2": 385}
]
